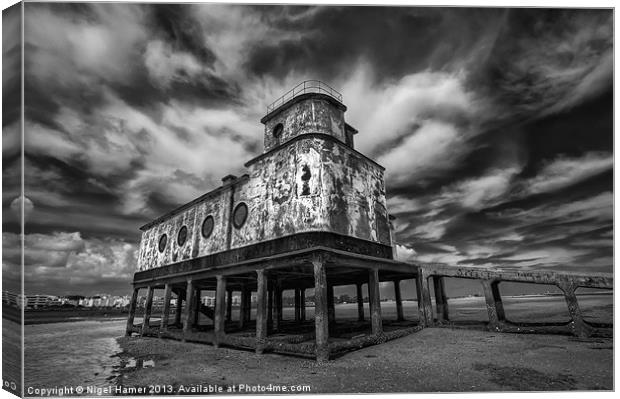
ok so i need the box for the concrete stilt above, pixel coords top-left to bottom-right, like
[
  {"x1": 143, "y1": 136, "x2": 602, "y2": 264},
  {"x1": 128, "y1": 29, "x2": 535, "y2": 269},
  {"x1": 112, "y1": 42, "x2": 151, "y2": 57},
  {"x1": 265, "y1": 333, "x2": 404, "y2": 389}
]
[
  {"x1": 267, "y1": 286, "x2": 273, "y2": 329},
  {"x1": 214, "y1": 276, "x2": 227, "y2": 347},
  {"x1": 194, "y1": 289, "x2": 201, "y2": 327},
  {"x1": 277, "y1": 284, "x2": 283, "y2": 323},
  {"x1": 239, "y1": 286, "x2": 248, "y2": 329},
  {"x1": 226, "y1": 289, "x2": 233, "y2": 322},
  {"x1": 255, "y1": 270, "x2": 268, "y2": 354},
  {"x1": 356, "y1": 283, "x2": 364, "y2": 321},
  {"x1": 433, "y1": 277, "x2": 449, "y2": 323},
  {"x1": 415, "y1": 278, "x2": 424, "y2": 326},
  {"x1": 294, "y1": 288, "x2": 301, "y2": 322},
  {"x1": 368, "y1": 268, "x2": 383, "y2": 336},
  {"x1": 244, "y1": 289, "x2": 252, "y2": 322},
  {"x1": 327, "y1": 285, "x2": 336, "y2": 328},
  {"x1": 313, "y1": 256, "x2": 330, "y2": 362},
  {"x1": 481, "y1": 279, "x2": 501, "y2": 332},
  {"x1": 558, "y1": 279, "x2": 590, "y2": 338},
  {"x1": 417, "y1": 270, "x2": 434, "y2": 326},
  {"x1": 160, "y1": 283, "x2": 172, "y2": 335},
  {"x1": 141, "y1": 286, "x2": 154, "y2": 336},
  {"x1": 394, "y1": 279, "x2": 404, "y2": 321},
  {"x1": 274, "y1": 280, "x2": 283, "y2": 331},
  {"x1": 490, "y1": 281, "x2": 505, "y2": 322},
  {"x1": 300, "y1": 288, "x2": 306, "y2": 321},
  {"x1": 174, "y1": 289, "x2": 183, "y2": 326},
  {"x1": 183, "y1": 279, "x2": 196, "y2": 336},
  {"x1": 125, "y1": 288, "x2": 139, "y2": 336}
]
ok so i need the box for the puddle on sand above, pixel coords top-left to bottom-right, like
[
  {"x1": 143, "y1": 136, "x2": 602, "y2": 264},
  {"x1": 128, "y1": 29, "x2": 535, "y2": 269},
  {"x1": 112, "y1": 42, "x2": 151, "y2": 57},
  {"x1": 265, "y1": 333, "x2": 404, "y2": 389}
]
[
  {"x1": 118, "y1": 357, "x2": 156, "y2": 370},
  {"x1": 110, "y1": 356, "x2": 157, "y2": 383}
]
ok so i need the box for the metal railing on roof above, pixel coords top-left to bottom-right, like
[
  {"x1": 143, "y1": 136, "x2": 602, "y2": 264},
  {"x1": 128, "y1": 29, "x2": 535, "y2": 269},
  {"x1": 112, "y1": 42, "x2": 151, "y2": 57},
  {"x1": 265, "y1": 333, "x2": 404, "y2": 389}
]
[{"x1": 267, "y1": 80, "x2": 343, "y2": 113}]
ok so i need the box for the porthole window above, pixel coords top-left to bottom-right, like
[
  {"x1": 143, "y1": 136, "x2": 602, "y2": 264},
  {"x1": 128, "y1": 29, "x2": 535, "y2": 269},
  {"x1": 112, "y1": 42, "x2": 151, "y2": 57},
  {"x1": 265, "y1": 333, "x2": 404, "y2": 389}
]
[
  {"x1": 202, "y1": 215, "x2": 214, "y2": 238},
  {"x1": 177, "y1": 225, "x2": 188, "y2": 246},
  {"x1": 273, "y1": 123, "x2": 283, "y2": 138},
  {"x1": 158, "y1": 234, "x2": 167, "y2": 253},
  {"x1": 233, "y1": 202, "x2": 248, "y2": 229}
]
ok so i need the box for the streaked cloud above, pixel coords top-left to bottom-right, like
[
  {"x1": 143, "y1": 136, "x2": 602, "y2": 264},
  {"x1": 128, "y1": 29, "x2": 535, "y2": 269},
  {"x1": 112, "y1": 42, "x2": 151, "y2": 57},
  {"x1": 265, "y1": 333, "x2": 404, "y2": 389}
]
[
  {"x1": 6, "y1": 4, "x2": 611, "y2": 295},
  {"x1": 522, "y1": 152, "x2": 612, "y2": 195}
]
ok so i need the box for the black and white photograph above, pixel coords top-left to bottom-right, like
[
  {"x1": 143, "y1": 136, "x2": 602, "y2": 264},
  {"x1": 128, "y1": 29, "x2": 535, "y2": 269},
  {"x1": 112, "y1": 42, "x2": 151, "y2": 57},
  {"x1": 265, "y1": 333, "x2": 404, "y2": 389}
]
[{"x1": 1, "y1": 0, "x2": 615, "y2": 397}]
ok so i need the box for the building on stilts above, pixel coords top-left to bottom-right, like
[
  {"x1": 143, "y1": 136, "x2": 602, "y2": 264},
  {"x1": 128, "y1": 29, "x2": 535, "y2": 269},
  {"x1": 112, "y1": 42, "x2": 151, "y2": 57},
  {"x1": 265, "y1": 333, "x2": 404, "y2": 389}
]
[
  {"x1": 126, "y1": 81, "x2": 423, "y2": 361},
  {"x1": 125, "y1": 80, "x2": 612, "y2": 360}
]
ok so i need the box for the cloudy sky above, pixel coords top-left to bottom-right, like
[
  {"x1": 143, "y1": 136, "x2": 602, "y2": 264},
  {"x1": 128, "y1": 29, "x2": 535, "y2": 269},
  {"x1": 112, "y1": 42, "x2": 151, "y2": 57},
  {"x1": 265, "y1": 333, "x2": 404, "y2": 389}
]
[{"x1": 2, "y1": 3, "x2": 613, "y2": 296}]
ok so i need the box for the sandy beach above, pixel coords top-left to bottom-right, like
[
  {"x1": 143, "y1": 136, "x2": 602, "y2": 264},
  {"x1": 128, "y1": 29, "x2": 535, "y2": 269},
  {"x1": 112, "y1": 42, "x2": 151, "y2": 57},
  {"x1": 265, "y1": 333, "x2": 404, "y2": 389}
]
[
  {"x1": 115, "y1": 327, "x2": 612, "y2": 393},
  {"x1": 6, "y1": 294, "x2": 612, "y2": 395}
]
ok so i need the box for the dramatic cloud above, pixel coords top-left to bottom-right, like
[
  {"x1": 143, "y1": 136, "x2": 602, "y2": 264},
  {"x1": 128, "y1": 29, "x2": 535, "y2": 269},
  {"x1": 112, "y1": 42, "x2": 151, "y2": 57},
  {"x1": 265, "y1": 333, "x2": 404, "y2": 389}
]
[
  {"x1": 5, "y1": 4, "x2": 611, "y2": 295},
  {"x1": 379, "y1": 121, "x2": 467, "y2": 187},
  {"x1": 481, "y1": 9, "x2": 613, "y2": 119},
  {"x1": 3, "y1": 231, "x2": 137, "y2": 295},
  {"x1": 521, "y1": 152, "x2": 612, "y2": 195}
]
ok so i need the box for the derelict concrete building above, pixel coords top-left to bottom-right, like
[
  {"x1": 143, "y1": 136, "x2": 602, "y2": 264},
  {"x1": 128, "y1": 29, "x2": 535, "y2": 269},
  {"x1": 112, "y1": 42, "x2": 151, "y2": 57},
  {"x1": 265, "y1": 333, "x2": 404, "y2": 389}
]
[
  {"x1": 125, "y1": 81, "x2": 612, "y2": 361},
  {"x1": 125, "y1": 81, "x2": 423, "y2": 361}
]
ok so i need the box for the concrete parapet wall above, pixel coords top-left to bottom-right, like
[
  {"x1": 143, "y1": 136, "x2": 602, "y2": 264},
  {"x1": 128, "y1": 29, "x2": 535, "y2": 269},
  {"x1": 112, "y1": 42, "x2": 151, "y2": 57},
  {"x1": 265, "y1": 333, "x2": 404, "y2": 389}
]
[
  {"x1": 414, "y1": 263, "x2": 612, "y2": 338},
  {"x1": 262, "y1": 93, "x2": 346, "y2": 152},
  {"x1": 417, "y1": 264, "x2": 612, "y2": 289}
]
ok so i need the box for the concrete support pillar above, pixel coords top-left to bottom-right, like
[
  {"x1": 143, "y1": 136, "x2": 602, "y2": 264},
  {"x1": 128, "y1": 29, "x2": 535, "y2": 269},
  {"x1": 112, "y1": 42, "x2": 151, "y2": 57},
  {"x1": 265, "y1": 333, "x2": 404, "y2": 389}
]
[
  {"x1": 174, "y1": 290, "x2": 183, "y2": 326},
  {"x1": 416, "y1": 269, "x2": 434, "y2": 327},
  {"x1": 244, "y1": 289, "x2": 252, "y2": 322},
  {"x1": 255, "y1": 270, "x2": 268, "y2": 354},
  {"x1": 415, "y1": 278, "x2": 423, "y2": 325},
  {"x1": 274, "y1": 280, "x2": 283, "y2": 331},
  {"x1": 356, "y1": 283, "x2": 364, "y2": 321},
  {"x1": 294, "y1": 288, "x2": 301, "y2": 322},
  {"x1": 313, "y1": 256, "x2": 330, "y2": 362},
  {"x1": 141, "y1": 286, "x2": 154, "y2": 336},
  {"x1": 267, "y1": 286, "x2": 273, "y2": 328},
  {"x1": 300, "y1": 288, "x2": 306, "y2": 321},
  {"x1": 481, "y1": 279, "x2": 501, "y2": 332},
  {"x1": 159, "y1": 283, "x2": 172, "y2": 335},
  {"x1": 490, "y1": 281, "x2": 505, "y2": 322},
  {"x1": 394, "y1": 279, "x2": 404, "y2": 321},
  {"x1": 558, "y1": 279, "x2": 589, "y2": 338},
  {"x1": 277, "y1": 284, "x2": 283, "y2": 323},
  {"x1": 248, "y1": 289, "x2": 254, "y2": 322},
  {"x1": 183, "y1": 279, "x2": 196, "y2": 336},
  {"x1": 327, "y1": 285, "x2": 336, "y2": 328},
  {"x1": 194, "y1": 289, "x2": 201, "y2": 327},
  {"x1": 433, "y1": 277, "x2": 449, "y2": 323},
  {"x1": 239, "y1": 286, "x2": 248, "y2": 329},
  {"x1": 214, "y1": 276, "x2": 227, "y2": 347},
  {"x1": 368, "y1": 269, "x2": 383, "y2": 336},
  {"x1": 226, "y1": 289, "x2": 233, "y2": 322},
  {"x1": 125, "y1": 288, "x2": 139, "y2": 336}
]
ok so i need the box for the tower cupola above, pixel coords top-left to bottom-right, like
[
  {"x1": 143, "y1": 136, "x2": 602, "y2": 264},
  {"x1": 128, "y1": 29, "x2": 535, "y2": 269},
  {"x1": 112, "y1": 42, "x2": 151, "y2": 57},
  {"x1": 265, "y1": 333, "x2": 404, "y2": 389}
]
[{"x1": 260, "y1": 80, "x2": 354, "y2": 152}]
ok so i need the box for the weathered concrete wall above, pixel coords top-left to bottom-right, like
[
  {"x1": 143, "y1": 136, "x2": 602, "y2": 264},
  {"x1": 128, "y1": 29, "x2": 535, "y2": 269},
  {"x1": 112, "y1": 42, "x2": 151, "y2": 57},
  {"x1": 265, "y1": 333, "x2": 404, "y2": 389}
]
[
  {"x1": 137, "y1": 189, "x2": 232, "y2": 271},
  {"x1": 263, "y1": 95, "x2": 346, "y2": 151},
  {"x1": 231, "y1": 139, "x2": 325, "y2": 247},
  {"x1": 320, "y1": 138, "x2": 391, "y2": 244},
  {"x1": 137, "y1": 136, "x2": 390, "y2": 271},
  {"x1": 137, "y1": 94, "x2": 391, "y2": 272},
  {"x1": 231, "y1": 136, "x2": 390, "y2": 248}
]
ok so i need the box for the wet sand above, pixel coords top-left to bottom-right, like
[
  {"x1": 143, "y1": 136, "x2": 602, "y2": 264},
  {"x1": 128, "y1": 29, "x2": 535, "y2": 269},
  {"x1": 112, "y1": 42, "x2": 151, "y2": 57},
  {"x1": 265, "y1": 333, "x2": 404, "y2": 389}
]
[
  {"x1": 116, "y1": 295, "x2": 612, "y2": 393},
  {"x1": 2, "y1": 319, "x2": 22, "y2": 396},
  {"x1": 115, "y1": 327, "x2": 612, "y2": 393},
  {"x1": 9, "y1": 294, "x2": 612, "y2": 395},
  {"x1": 3, "y1": 306, "x2": 128, "y2": 325}
]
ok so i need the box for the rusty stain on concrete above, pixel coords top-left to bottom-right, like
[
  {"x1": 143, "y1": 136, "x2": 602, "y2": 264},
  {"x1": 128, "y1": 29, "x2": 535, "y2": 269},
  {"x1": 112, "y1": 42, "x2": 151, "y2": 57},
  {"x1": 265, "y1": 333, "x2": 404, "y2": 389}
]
[{"x1": 137, "y1": 93, "x2": 391, "y2": 271}]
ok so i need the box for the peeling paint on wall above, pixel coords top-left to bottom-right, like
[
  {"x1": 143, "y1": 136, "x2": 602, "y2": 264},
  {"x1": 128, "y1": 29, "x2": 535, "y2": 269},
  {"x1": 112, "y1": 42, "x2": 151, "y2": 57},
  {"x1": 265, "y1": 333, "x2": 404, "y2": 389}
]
[
  {"x1": 137, "y1": 94, "x2": 391, "y2": 271},
  {"x1": 263, "y1": 96, "x2": 346, "y2": 152}
]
